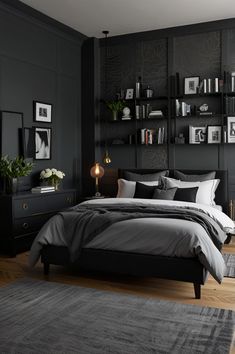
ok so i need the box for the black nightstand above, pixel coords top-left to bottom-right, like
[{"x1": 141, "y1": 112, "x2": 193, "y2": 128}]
[{"x1": 0, "y1": 189, "x2": 77, "y2": 256}]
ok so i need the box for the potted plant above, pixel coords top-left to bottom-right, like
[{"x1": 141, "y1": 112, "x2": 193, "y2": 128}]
[
  {"x1": 105, "y1": 100, "x2": 126, "y2": 120},
  {"x1": 40, "y1": 168, "x2": 65, "y2": 190},
  {"x1": 0, "y1": 156, "x2": 34, "y2": 194}
]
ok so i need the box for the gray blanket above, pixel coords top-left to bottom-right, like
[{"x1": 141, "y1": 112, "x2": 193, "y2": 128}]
[
  {"x1": 29, "y1": 203, "x2": 227, "y2": 282},
  {"x1": 61, "y1": 204, "x2": 226, "y2": 260}
]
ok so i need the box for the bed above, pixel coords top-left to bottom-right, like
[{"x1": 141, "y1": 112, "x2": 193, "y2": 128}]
[{"x1": 30, "y1": 169, "x2": 234, "y2": 299}]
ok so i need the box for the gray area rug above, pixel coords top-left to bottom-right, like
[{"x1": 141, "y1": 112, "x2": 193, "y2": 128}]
[
  {"x1": 0, "y1": 278, "x2": 234, "y2": 354},
  {"x1": 223, "y1": 253, "x2": 235, "y2": 277}
]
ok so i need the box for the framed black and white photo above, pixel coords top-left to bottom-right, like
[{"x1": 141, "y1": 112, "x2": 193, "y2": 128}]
[
  {"x1": 34, "y1": 127, "x2": 51, "y2": 160},
  {"x1": 184, "y1": 77, "x2": 200, "y2": 95},
  {"x1": 34, "y1": 101, "x2": 52, "y2": 123},
  {"x1": 227, "y1": 116, "x2": 235, "y2": 143},
  {"x1": 189, "y1": 125, "x2": 206, "y2": 144},
  {"x1": 125, "y1": 88, "x2": 134, "y2": 100},
  {"x1": 207, "y1": 125, "x2": 222, "y2": 144}
]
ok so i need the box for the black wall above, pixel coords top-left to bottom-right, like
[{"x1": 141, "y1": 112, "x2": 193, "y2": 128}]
[
  {"x1": 0, "y1": 0, "x2": 86, "y2": 191},
  {"x1": 94, "y1": 19, "x2": 235, "y2": 199}
]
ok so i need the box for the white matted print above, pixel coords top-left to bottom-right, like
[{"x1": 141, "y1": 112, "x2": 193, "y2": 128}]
[
  {"x1": 34, "y1": 127, "x2": 51, "y2": 160},
  {"x1": 184, "y1": 77, "x2": 200, "y2": 95},
  {"x1": 227, "y1": 116, "x2": 235, "y2": 143},
  {"x1": 207, "y1": 125, "x2": 222, "y2": 144},
  {"x1": 34, "y1": 101, "x2": 52, "y2": 123}
]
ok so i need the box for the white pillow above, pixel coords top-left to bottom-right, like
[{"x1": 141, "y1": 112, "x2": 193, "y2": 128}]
[
  {"x1": 161, "y1": 176, "x2": 220, "y2": 206},
  {"x1": 117, "y1": 179, "x2": 159, "y2": 198}
]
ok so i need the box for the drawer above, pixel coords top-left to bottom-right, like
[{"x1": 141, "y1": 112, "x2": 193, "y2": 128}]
[
  {"x1": 13, "y1": 192, "x2": 75, "y2": 218},
  {"x1": 13, "y1": 214, "x2": 55, "y2": 236}
]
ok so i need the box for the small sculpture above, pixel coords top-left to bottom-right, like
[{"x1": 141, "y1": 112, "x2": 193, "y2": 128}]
[
  {"x1": 199, "y1": 103, "x2": 208, "y2": 112},
  {"x1": 122, "y1": 107, "x2": 131, "y2": 120}
]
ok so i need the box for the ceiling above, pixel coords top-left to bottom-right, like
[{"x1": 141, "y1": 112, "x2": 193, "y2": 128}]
[{"x1": 20, "y1": 0, "x2": 235, "y2": 38}]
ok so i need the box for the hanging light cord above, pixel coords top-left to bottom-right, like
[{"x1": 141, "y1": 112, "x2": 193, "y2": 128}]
[{"x1": 102, "y1": 30, "x2": 111, "y2": 164}]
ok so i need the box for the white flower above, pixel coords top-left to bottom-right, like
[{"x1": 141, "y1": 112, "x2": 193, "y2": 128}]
[
  {"x1": 44, "y1": 170, "x2": 52, "y2": 178},
  {"x1": 51, "y1": 168, "x2": 57, "y2": 174},
  {"x1": 56, "y1": 171, "x2": 64, "y2": 179},
  {"x1": 40, "y1": 170, "x2": 46, "y2": 179}
]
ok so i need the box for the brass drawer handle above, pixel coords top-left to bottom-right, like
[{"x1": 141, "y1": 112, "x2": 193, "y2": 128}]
[
  {"x1": 22, "y1": 222, "x2": 29, "y2": 229},
  {"x1": 22, "y1": 203, "x2": 28, "y2": 210}
]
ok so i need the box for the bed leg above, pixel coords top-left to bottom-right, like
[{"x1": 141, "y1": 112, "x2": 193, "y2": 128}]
[
  {"x1": 193, "y1": 283, "x2": 201, "y2": 299},
  {"x1": 43, "y1": 262, "x2": 50, "y2": 275}
]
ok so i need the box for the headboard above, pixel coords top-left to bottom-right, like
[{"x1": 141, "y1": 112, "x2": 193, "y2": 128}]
[{"x1": 118, "y1": 169, "x2": 228, "y2": 214}]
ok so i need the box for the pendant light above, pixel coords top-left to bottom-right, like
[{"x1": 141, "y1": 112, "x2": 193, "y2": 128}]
[{"x1": 102, "y1": 30, "x2": 111, "y2": 165}]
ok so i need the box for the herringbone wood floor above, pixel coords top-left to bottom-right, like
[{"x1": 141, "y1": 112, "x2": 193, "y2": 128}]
[{"x1": 0, "y1": 238, "x2": 234, "y2": 309}]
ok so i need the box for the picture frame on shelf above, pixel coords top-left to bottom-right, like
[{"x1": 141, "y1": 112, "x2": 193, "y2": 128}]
[
  {"x1": 184, "y1": 76, "x2": 200, "y2": 95},
  {"x1": 34, "y1": 126, "x2": 52, "y2": 160},
  {"x1": 207, "y1": 125, "x2": 222, "y2": 144},
  {"x1": 33, "y1": 101, "x2": 52, "y2": 123},
  {"x1": 227, "y1": 116, "x2": 235, "y2": 143},
  {"x1": 125, "y1": 88, "x2": 134, "y2": 100},
  {"x1": 189, "y1": 126, "x2": 206, "y2": 144}
]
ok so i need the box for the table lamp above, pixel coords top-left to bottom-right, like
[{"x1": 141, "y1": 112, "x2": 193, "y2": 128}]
[{"x1": 90, "y1": 162, "x2": 104, "y2": 197}]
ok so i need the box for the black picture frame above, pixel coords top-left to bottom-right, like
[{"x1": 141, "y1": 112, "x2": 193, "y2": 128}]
[
  {"x1": 184, "y1": 76, "x2": 200, "y2": 95},
  {"x1": 34, "y1": 126, "x2": 52, "y2": 160},
  {"x1": 207, "y1": 125, "x2": 222, "y2": 144},
  {"x1": 0, "y1": 110, "x2": 25, "y2": 158},
  {"x1": 33, "y1": 101, "x2": 52, "y2": 123},
  {"x1": 23, "y1": 127, "x2": 34, "y2": 159}
]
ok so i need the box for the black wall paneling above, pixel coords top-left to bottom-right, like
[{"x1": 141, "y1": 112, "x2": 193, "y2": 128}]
[
  {"x1": 0, "y1": 0, "x2": 85, "y2": 192},
  {"x1": 94, "y1": 19, "x2": 235, "y2": 200}
]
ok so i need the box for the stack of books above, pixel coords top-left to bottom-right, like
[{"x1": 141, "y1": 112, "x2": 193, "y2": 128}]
[
  {"x1": 31, "y1": 186, "x2": 55, "y2": 193},
  {"x1": 139, "y1": 127, "x2": 165, "y2": 145},
  {"x1": 148, "y1": 110, "x2": 163, "y2": 118}
]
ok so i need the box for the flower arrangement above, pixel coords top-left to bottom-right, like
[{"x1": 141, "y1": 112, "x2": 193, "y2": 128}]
[{"x1": 40, "y1": 168, "x2": 65, "y2": 189}]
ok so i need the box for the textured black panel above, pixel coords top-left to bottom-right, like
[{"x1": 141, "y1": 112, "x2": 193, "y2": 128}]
[
  {"x1": 173, "y1": 31, "x2": 221, "y2": 80},
  {"x1": 138, "y1": 146, "x2": 168, "y2": 169},
  {"x1": 136, "y1": 39, "x2": 167, "y2": 96}
]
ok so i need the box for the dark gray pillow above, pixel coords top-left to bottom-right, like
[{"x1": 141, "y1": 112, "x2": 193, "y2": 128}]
[
  {"x1": 174, "y1": 187, "x2": 199, "y2": 202},
  {"x1": 123, "y1": 170, "x2": 169, "y2": 182},
  {"x1": 134, "y1": 182, "x2": 156, "y2": 199},
  {"x1": 174, "y1": 170, "x2": 216, "y2": 182},
  {"x1": 152, "y1": 187, "x2": 177, "y2": 200}
]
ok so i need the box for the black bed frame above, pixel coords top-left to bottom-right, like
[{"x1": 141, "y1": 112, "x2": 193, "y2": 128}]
[{"x1": 40, "y1": 169, "x2": 228, "y2": 299}]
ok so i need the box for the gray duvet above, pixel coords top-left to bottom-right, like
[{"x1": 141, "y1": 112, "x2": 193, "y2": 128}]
[{"x1": 29, "y1": 199, "x2": 229, "y2": 283}]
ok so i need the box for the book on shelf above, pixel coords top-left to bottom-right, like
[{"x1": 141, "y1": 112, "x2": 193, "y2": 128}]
[
  {"x1": 148, "y1": 110, "x2": 163, "y2": 118},
  {"x1": 139, "y1": 127, "x2": 165, "y2": 145},
  {"x1": 31, "y1": 186, "x2": 55, "y2": 193}
]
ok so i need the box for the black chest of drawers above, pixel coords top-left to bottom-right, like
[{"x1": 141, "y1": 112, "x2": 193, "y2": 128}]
[{"x1": 0, "y1": 189, "x2": 77, "y2": 256}]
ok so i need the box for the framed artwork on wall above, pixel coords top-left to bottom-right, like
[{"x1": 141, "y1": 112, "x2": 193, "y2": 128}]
[
  {"x1": 1, "y1": 110, "x2": 24, "y2": 158},
  {"x1": 227, "y1": 116, "x2": 235, "y2": 143},
  {"x1": 34, "y1": 101, "x2": 52, "y2": 123},
  {"x1": 34, "y1": 127, "x2": 51, "y2": 160},
  {"x1": 207, "y1": 125, "x2": 222, "y2": 144},
  {"x1": 184, "y1": 77, "x2": 200, "y2": 95}
]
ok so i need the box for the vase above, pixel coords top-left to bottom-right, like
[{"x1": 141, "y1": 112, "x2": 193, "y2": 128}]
[
  {"x1": 49, "y1": 180, "x2": 60, "y2": 191},
  {"x1": 5, "y1": 177, "x2": 18, "y2": 194},
  {"x1": 112, "y1": 111, "x2": 118, "y2": 121}
]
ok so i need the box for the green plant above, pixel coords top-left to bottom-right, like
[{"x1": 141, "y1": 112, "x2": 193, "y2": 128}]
[
  {"x1": 105, "y1": 100, "x2": 126, "y2": 112},
  {"x1": 0, "y1": 156, "x2": 34, "y2": 178}
]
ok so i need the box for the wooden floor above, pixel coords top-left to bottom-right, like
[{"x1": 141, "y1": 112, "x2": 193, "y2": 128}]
[{"x1": 0, "y1": 238, "x2": 234, "y2": 310}]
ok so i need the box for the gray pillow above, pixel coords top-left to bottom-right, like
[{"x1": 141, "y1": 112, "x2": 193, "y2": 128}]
[
  {"x1": 152, "y1": 187, "x2": 177, "y2": 200},
  {"x1": 123, "y1": 170, "x2": 169, "y2": 182},
  {"x1": 174, "y1": 170, "x2": 216, "y2": 182}
]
